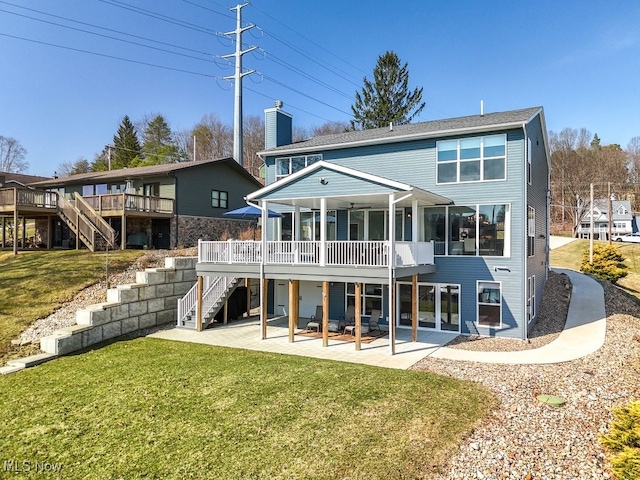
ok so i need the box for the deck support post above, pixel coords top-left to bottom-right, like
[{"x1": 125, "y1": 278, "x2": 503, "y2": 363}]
[
  {"x1": 21, "y1": 216, "x2": 26, "y2": 248},
  {"x1": 223, "y1": 300, "x2": 228, "y2": 325},
  {"x1": 121, "y1": 213, "x2": 126, "y2": 250},
  {"x1": 412, "y1": 274, "x2": 418, "y2": 342},
  {"x1": 13, "y1": 188, "x2": 18, "y2": 255},
  {"x1": 196, "y1": 275, "x2": 203, "y2": 332},
  {"x1": 2, "y1": 216, "x2": 5, "y2": 248},
  {"x1": 288, "y1": 279, "x2": 299, "y2": 342},
  {"x1": 322, "y1": 281, "x2": 329, "y2": 347},
  {"x1": 245, "y1": 278, "x2": 251, "y2": 317},
  {"x1": 355, "y1": 282, "x2": 362, "y2": 351}
]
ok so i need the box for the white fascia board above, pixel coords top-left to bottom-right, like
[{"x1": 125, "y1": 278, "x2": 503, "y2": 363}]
[{"x1": 257, "y1": 121, "x2": 528, "y2": 158}]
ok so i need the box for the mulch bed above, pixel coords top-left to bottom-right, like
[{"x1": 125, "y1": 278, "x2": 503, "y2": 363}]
[{"x1": 296, "y1": 329, "x2": 387, "y2": 343}]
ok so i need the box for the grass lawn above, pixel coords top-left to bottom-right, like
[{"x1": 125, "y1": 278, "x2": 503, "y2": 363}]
[
  {"x1": 0, "y1": 250, "x2": 144, "y2": 363},
  {"x1": 0, "y1": 338, "x2": 496, "y2": 479},
  {"x1": 550, "y1": 238, "x2": 640, "y2": 297}
]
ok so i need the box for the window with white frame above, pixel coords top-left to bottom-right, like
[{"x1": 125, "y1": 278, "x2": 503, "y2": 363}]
[
  {"x1": 436, "y1": 134, "x2": 506, "y2": 184},
  {"x1": 275, "y1": 154, "x2": 322, "y2": 181},
  {"x1": 422, "y1": 204, "x2": 508, "y2": 257},
  {"x1": 477, "y1": 281, "x2": 501, "y2": 327},
  {"x1": 527, "y1": 275, "x2": 535, "y2": 323},
  {"x1": 346, "y1": 283, "x2": 383, "y2": 316},
  {"x1": 348, "y1": 209, "x2": 405, "y2": 241},
  {"x1": 528, "y1": 206, "x2": 535, "y2": 257},
  {"x1": 211, "y1": 190, "x2": 228, "y2": 208},
  {"x1": 527, "y1": 138, "x2": 532, "y2": 185}
]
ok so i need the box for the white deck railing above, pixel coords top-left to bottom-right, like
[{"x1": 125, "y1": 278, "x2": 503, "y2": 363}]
[{"x1": 198, "y1": 240, "x2": 434, "y2": 267}]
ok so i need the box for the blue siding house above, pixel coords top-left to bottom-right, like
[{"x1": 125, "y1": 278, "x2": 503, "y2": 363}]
[{"x1": 191, "y1": 104, "x2": 550, "y2": 353}]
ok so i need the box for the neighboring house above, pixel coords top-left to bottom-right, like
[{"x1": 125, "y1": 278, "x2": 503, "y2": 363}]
[
  {"x1": 186, "y1": 104, "x2": 550, "y2": 349},
  {"x1": 0, "y1": 158, "x2": 261, "y2": 251},
  {"x1": 577, "y1": 199, "x2": 634, "y2": 240}
]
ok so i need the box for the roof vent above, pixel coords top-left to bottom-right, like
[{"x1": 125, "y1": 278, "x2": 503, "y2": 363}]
[
  {"x1": 389, "y1": 122, "x2": 393, "y2": 131},
  {"x1": 274, "y1": 100, "x2": 283, "y2": 109}
]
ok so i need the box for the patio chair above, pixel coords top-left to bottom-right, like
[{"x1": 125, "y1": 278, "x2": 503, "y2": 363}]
[
  {"x1": 328, "y1": 305, "x2": 354, "y2": 333},
  {"x1": 345, "y1": 308, "x2": 381, "y2": 336},
  {"x1": 306, "y1": 305, "x2": 323, "y2": 333}
]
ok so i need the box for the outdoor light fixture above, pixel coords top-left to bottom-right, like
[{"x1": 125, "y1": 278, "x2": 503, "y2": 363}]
[
  {"x1": 494, "y1": 266, "x2": 511, "y2": 272},
  {"x1": 319, "y1": 177, "x2": 328, "y2": 185}
]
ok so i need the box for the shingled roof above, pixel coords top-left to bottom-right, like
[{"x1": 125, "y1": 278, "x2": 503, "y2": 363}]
[
  {"x1": 258, "y1": 106, "x2": 543, "y2": 156},
  {"x1": 29, "y1": 157, "x2": 261, "y2": 188}
]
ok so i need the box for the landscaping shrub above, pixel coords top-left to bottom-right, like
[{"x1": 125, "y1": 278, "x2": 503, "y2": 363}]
[
  {"x1": 600, "y1": 401, "x2": 640, "y2": 480},
  {"x1": 580, "y1": 244, "x2": 628, "y2": 282}
]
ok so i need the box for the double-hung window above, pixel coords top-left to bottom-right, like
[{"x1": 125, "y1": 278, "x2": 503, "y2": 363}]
[
  {"x1": 528, "y1": 206, "x2": 535, "y2": 257},
  {"x1": 346, "y1": 283, "x2": 383, "y2": 316},
  {"x1": 437, "y1": 134, "x2": 506, "y2": 184},
  {"x1": 275, "y1": 154, "x2": 322, "y2": 181}
]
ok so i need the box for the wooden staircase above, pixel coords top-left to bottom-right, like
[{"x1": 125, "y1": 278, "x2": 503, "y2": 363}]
[
  {"x1": 177, "y1": 276, "x2": 243, "y2": 329},
  {"x1": 57, "y1": 194, "x2": 116, "y2": 251}
]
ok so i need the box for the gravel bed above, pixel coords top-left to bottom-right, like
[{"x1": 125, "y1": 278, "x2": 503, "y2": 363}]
[
  {"x1": 17, "y1": 249, "x2": 196, "y2": 345},
  {"x1": 446, "y1": 270, "x2": 573, "y2": 352},
  {"x1": 413, "y1": 279, "x2": 640, "y2": 479}
]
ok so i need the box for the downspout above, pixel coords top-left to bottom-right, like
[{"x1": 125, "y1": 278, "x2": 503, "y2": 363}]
[
  {"x1": 388, "y1": 191, "x2": 413, "y2": 355},
  {"x1": 246, "y1": 198, "x2": 267, "y2": 340},
  {"x1": 522, "y1": 123, "x2": 529, "y2": 341}
]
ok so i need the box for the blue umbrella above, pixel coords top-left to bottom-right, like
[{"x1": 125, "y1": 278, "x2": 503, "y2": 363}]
[
  {"x1": 224, "y1": 205, "x2": 283, "y2": 219},
  {"x1": 224, "y1": 205, "x2": 282, "y2": 240}
]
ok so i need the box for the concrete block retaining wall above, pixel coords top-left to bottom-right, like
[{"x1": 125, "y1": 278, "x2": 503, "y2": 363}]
[{"x1": 40, "y1": 256, "x2": 197, "y2": 356}]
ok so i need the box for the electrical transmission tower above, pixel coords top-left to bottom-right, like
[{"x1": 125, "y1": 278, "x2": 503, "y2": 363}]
[{"x1": 222, "y1": 3, "x2": 256, "y2": 167}]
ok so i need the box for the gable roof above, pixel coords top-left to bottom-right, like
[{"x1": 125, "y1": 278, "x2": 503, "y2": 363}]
[
  {"x1": 258, "y1": 107, "x2": 543, "y2": 157},
  {"x1": 590, "y1": 199, "x2": 633, "y2": 220},
  {"x1": 29, "y1": 157, "x2": 262, "y2": 188},
  {"x1": 0, "y1": 171, "x2": 50, "y2": 187},
  {"x1": 247, "y1": 160, "x2": 452, "y2": 209}
]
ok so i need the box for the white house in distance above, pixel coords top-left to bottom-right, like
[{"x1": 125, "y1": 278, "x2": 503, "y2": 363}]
[{"x1": 577, "y1": 199, "x2": 635, "y2": 240}]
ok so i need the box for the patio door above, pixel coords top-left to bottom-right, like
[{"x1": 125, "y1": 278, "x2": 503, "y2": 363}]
[{"x1": 396, "y1": 282, "x2": 459, "y2": 332}]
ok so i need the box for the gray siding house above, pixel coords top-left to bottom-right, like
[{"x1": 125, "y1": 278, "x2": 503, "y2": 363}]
[
  {"x1": 19, "y1": 158, "x2": 262, "y2": 250},
  {"x1": 192, "y1": 106, "x2": 550, "y2": 349}
]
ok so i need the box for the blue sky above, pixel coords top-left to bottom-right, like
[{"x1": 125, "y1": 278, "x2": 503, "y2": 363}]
[{"x1": 1, "y1": 0, "x2": 639, "y2": 177}]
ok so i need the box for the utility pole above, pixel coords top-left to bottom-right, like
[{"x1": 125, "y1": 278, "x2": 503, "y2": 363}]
[
  {"x1": 608, "y1": 182, "x2": 612, "y2": 245},
  {"x1": 222, "y1": 3, "x2": 256, "y2": 167},
  {"x1": 590, "y1": 183, "x2": 594, "y2": 264},
  {"x1": 106, "y1": 145, "x2": 112, "y2": 171}
]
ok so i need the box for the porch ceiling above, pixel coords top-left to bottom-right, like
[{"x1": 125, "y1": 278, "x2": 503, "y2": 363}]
[{"x1": 263, "y1": 189, "x2": 450, "y2": 210}]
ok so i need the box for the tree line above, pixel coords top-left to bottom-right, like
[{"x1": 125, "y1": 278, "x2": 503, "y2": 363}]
[{"x1": 549, "y1": 128, "x2": 640, "y2": 236}]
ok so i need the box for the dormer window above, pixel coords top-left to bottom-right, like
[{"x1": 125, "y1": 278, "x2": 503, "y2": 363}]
[{"x1": 617, "y1": 205, "x2": 627, "y2": 215}]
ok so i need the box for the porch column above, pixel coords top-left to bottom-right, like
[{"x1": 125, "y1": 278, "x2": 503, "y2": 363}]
[
  {"x1": 288, "y1": 279, "x2": 298, "y2": 342},
  {"x1": 412, "y1": 274, "x2": 418, "y2": 342},
  {"x1": 319, "y1": 197, "x2": 327, "y2": 266},
  {"x1": 322, "y1": 281, "x2": 329, "y2": 347},
  {"x1": 354, "y1": 282, "x2": 362, "y2": 351},
  {"x1": 294, "y1": 206, "x2": 301, "y2": 240},
  {"x1": 388, "y1": 193, "x2": 396, "y2": 355},
  {"x1": 223, "y1": 299, "x2": 228, "y2": 325},
  {"x1": 245, "y1": 278, "x2": 251, "y2": 317},
  {"x1": 196, "y1": 275, "x2": 203, "y2": 332},
  {"x1": 412, "y1": 199, "x2": 419, "y2": 246}
]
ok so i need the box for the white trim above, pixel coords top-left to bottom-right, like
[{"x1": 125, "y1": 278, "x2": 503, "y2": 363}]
[
  {"x1": 477, "y1": 280, "x2": 502, "y2": 329},
  {"x1": 257, "y1": 117, "x2": 540, "y2": 158}
]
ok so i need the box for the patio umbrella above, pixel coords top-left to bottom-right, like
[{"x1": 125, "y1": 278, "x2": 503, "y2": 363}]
[{"x1": 224, "y1": 205, "x2": 282, "y2": 239}]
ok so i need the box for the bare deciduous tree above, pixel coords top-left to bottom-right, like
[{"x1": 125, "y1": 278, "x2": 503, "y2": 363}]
[{"x1": 0, "y1": 136, "x2": 28, "y2": 173}]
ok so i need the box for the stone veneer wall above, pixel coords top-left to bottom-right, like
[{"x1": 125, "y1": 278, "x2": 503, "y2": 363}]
[
  {"x1": 40, "y1": 256, "x2": 197, "y2": 356},
  {"x1": 172, "y1": 215, "x2": 253, "y2": 248}
]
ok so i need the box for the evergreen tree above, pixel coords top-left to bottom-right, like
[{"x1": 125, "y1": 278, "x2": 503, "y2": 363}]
[
  {"x1": 112, "y1": 115, "x2": 142, "y2": 169},
  {"x1": 351, "y1": 51, "x2": 425, "y2": 130},
  {"x1": 139, "y1": 114, "x2": 181, "y2": 165}
]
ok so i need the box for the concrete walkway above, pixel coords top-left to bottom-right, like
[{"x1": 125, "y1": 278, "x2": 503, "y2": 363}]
[
  {"x1": 428, "y1": 269, "x2": 606, "y2": 364},
  {"x1": 150, "y1": 268, "x2": 606, "y2": 368}
]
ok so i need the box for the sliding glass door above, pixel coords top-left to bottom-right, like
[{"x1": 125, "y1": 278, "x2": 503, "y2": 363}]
[{"x1": 396, "y1": 282, "x2": 460, "y2": 332}]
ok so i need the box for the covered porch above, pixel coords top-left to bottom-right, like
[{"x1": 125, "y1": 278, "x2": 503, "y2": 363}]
[{"x1": 193, "y1": 161, "x2": 453, "y2": 355}]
